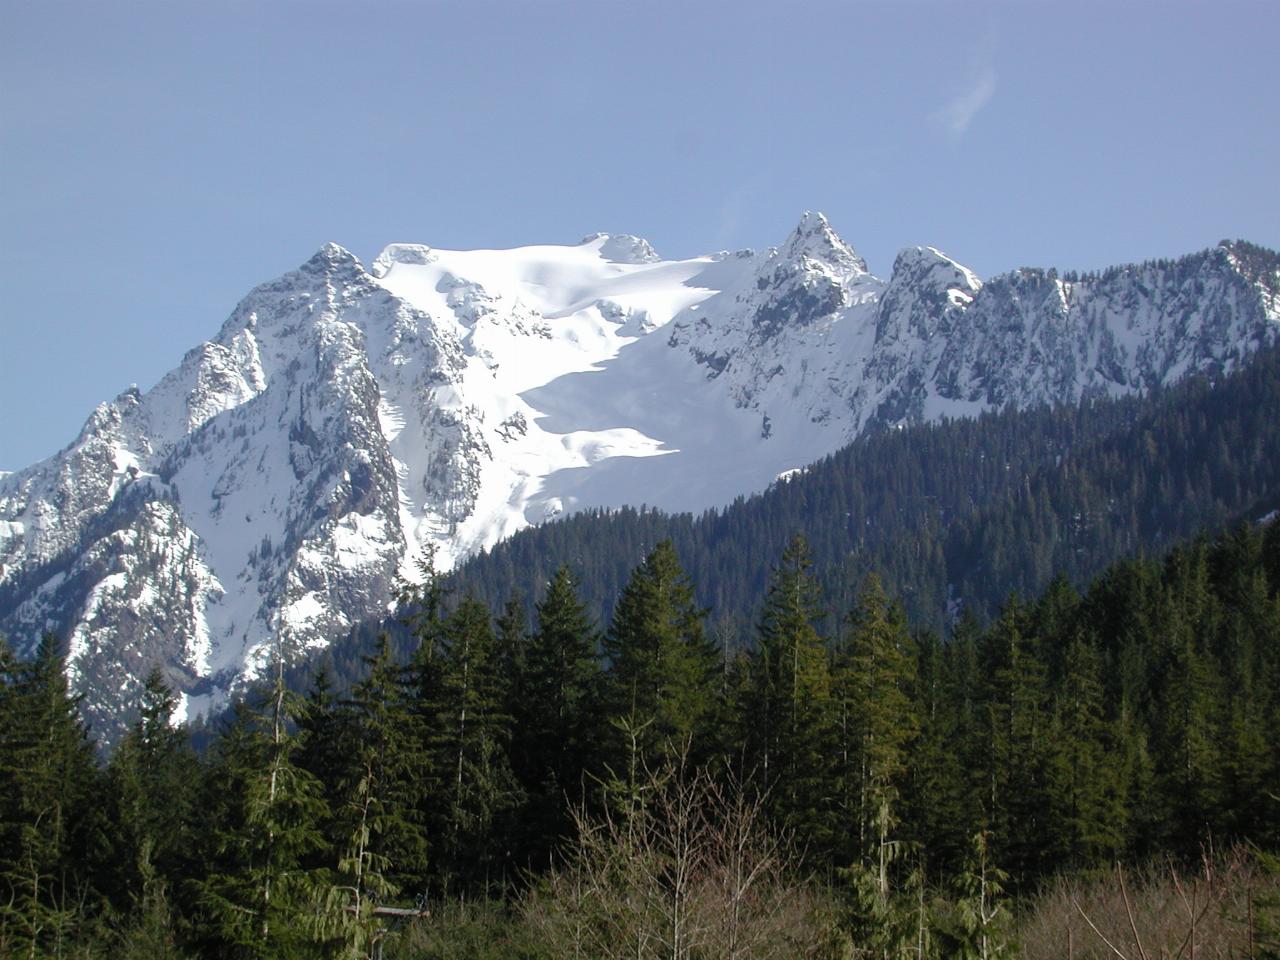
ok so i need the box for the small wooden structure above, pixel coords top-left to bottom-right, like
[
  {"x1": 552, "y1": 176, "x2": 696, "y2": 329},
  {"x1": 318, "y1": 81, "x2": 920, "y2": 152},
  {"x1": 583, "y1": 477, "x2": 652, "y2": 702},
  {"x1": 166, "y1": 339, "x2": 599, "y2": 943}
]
[
  {"x1": 369, "y1": 905, "x2": 429, "y2": 920},
  {"x1": 346, "y1": 902, "x2": 430, "y2": 959}
]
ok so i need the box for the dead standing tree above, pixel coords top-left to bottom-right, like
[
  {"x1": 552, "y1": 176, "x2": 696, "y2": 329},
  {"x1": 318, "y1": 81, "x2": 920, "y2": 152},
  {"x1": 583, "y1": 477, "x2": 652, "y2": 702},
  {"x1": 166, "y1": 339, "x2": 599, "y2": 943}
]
[{"x1": 525, "y1": 753, "x2": 834, "y2": 960}]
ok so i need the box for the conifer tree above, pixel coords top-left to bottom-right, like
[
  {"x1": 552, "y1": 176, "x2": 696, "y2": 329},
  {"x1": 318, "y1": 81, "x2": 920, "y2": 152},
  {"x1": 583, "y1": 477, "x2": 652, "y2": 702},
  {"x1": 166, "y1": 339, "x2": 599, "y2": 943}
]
[
  {"x1": 978, "y1": 597, "x2": 1052, "y2": 889},
  {"x1": 324, "y1": 636, "x2": 430, "y2": 955},
  {"x1": 399, "y1": 546, "x2": 454, "y2": 892},
  {"x1": 294, "y1": 665, "x2": 348, "y2": 845},
  {"x1": 1111, "y1": 693, "x2": 1159, "y2": 861},
  {"x1": 403, "y1": 544, "x2": 451, "y2": 742},
  {"x1": 431, "y1": 596, "x2": 521, "y2": 894},
  {"x1": 1155, "y1": 616, "x2": 1225, "y2": 851},
  {"x1": 746, "y1": 535, "x2": 834, "y2": 857},
  {"x1": 705, "y1": 613, "x2": 751, "y2": 777},
  {"x1": 905, "y1": 629, "x2": 970, "y2": 878},
  {"x1": 933, "y1": 831, "x2": 1014, "y2": 960},
  {"x1": 833, "y1": 574, "x2": 918, "y2": 893},
  {"x1": 105, "y1": 668, "x2": 199, "y2": 933},
  {"x1": 0, "y1": 634, "x2": 103, "y2": 957},
  {"x1": 1215, "y1": 560, "x2": 1280, "y2": 843},
  {"x1": 494, "y1": 594, "x2": 528, "y2": 725},
  {"x1": 600, "y1": 541, "x2": 716, "y2": 790},
  {"x1": 196, "y1": 653, "x2": 341, "y2": 959},
  {"x1": 1044, "y1": 631, "x2": 1123, "y2": 868},
  {"x1": 512, "y1": 567, "x2": 601, "y2": 864},
  {"x1": 943, "y1": 610, "x2": 990, "y2": 862}
]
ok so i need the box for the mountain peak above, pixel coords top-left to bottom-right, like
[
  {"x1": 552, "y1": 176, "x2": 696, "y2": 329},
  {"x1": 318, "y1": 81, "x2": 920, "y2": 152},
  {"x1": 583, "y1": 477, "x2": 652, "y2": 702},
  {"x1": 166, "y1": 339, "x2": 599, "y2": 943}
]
[
  {"x1": 6, "y1": 225, "x2": 1278, "y2": 742},
  {"x1": 782, "y1": 211, "x2": 868, "y2": 276},
  {"x1": 890, "y1": 246, "x2": 982, "y2": 295},
  {"x1": 579, "y1": 233, "x2": 661, "y2": 264},
  {"x1": 303, "y1": 241, "x2": 362, "y2": 274}
]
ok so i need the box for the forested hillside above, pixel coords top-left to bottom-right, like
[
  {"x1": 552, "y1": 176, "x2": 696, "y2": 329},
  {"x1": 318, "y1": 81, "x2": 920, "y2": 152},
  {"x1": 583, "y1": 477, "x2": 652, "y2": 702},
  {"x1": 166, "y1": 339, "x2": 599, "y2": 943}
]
[
  {"x1": 7, "y1": 314, "x2": 1280, "y2": 959},
  {"x1": 3, "y1": 520, "x2": 1278, "y2": 957},
  {"x1": 447, "y1": 343, "x2": 1280, "y2": 637}
]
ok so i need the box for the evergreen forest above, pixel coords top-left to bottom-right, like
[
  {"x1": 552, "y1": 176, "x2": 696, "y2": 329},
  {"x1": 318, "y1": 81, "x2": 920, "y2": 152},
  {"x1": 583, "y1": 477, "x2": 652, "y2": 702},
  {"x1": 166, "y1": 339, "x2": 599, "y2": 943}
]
[
  {"x1": 3, "y1": 517, "x2": 1279, "y2": 957},
  {"x1": 443, "y1": 342, "x2": 1280, "y2": 640}
]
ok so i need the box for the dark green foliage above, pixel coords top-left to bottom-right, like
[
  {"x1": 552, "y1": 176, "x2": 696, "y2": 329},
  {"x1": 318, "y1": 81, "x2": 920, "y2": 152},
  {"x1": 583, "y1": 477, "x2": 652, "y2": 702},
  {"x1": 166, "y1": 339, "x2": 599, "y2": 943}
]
[
  {"x1": 448, "y1": 344, "x2": 1280, "y2": 642},
  {"x1": 294, "y1": 665, "x2": 347, "y2": 843},
  {"x1": 403, "y1": 544, "x2": 452, "y2": 733},
  {"x1": 976, "y1": 598, "x2": 1053, "y2": 891},
  {"x1": 5, "y1": 429, "x2": 1280, "y2": 954},
  {"x1": 1043, "y1": 632, "x2": 1124, "y2": 867},
  {"x1": 905, "y1": 629, "x2": 973, "y2": 880},
  {"x1": 833, "y1": 575, "x2": 920, "y2": 888},
  {"x1": 510, "y1": 568, "x2": 601, "y2": 867},
  {"x1": 744, "y1": 536, "x2": 835, "y2": 854},
  {"x1": 193, "y1": 658, "x2": 342, "y2": 959},
  {"x1": 599, "y1": 541, "x2": 717, "y2": 789},
  {"x1": 930, "y1": 831, "x2": 1015, "y2": 960},
  {"x1": 104, "y1": 668, "x2": 200, "y2": 942},
  {"x1": 429, "y1": 596, "x2": 522, "y2": 895},
  {"x1": 0, "y1": 633, "x2": 105, "y2": 956},
  {"x1": 332, "y1": 637, "x2": 429, "y2": 933},
  {"x1": 493, "y1": 595, "x2": 528, "y2": 729}
]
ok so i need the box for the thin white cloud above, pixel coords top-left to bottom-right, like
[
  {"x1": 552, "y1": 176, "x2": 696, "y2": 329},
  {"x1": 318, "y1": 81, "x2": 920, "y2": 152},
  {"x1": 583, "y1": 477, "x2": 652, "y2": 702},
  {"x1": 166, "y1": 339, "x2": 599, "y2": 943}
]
[
  {"x1": 932, "y1": 68, "x2": 997, "y2": 138},
  {"x1": 713, "y1": 177, "x2": 765, "y2": 251}
]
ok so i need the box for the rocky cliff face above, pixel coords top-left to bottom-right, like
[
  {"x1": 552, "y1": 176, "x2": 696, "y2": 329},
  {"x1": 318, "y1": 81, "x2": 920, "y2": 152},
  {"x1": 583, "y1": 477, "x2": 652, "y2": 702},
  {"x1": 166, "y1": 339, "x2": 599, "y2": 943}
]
[
  {"x1": 1, "y1": 217, "x2": 1276, "y2": 737},
  {"x1": 668, "y1": 220, "x2": 1279, "y2": 442}
]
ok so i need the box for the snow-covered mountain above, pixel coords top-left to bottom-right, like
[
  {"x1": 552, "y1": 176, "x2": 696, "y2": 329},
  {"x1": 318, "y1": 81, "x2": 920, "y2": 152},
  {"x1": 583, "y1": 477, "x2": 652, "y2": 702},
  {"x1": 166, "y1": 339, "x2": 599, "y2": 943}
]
[{"x1": 1, "y1": 214, "x2": 1277, "y2": 736}]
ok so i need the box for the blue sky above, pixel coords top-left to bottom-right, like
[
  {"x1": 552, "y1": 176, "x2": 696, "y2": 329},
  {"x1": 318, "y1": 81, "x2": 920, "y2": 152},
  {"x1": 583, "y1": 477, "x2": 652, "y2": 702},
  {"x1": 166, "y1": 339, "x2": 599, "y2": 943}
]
[{"x1": 2, "y1": 0, "x2": 1277, "y2": 470}]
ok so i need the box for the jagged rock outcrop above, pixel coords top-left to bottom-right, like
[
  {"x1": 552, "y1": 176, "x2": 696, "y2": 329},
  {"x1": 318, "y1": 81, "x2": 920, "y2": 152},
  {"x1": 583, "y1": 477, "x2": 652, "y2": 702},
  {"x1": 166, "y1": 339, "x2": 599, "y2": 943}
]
[{"x1": 1, "y1": 218, "x2": 1276, "y2": 738}]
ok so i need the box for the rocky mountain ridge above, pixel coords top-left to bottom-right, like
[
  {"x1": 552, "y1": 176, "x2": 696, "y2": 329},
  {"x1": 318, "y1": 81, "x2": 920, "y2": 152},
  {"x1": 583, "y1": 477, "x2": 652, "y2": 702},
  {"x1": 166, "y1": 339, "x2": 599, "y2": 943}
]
[{"x1": 1, "y1": 215, "x2": 1276, "y2": 736}]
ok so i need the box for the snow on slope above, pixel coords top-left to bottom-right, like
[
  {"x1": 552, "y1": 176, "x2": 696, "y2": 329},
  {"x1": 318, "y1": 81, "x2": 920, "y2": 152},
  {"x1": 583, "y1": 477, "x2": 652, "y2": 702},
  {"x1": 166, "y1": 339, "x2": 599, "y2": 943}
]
[
  {"x1": 1, "y1": 217, "x2": 1277, "y2": 738},
  {"x1": 367, "y1": 233, "x2": 753, "y2": 564}
]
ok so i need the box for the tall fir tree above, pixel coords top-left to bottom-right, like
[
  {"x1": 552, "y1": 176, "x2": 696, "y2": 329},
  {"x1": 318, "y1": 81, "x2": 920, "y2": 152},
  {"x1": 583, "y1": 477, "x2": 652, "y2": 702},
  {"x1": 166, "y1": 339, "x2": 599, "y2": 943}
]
[
  {"x1": 493, "y1": 595, "x2": 529, "y2": 727},
  {"x1": 745, "y1": 535, "x2": 835, "y2": 858},
  {"x1": 978, "y1": 597, "x2": 1052, "y2": 890},
  {"x1": 1154, "y1": 614, "x2": 1225, "y2": 851},
  {"x1": 294, "y1": 665, "x2": 348, "y2": 854},
  {"x1": 195, "y1": 653, "x2": 342, "y2": 959},
  {"x1": 904, "y1": 629, "x2": 971, "y2": 879},
  {"x1": 600, "y1": 541, "x2": 717, "y2": 799},
  {"x1": 430, "y1": 596, "x2": 521, "y2": 895},
  {"x1": 402, "y1": 543, "x2": 451, "y2": 755},
  {"x1": 324, "y1": 636, "x2": 430, "y2": 955},
  {"x1": 0, "y1": 634, "x2": 104, "y2": 957},
  {"x1": 833, "y1": 574, "x2": 919, "y2": 896},
  {"x1": 1044, "y1": 631, "x2": 1124, "y2": 868},
  {"x1": 511, "y1": 567, "x2": 602, "y2": 866},
  {"x1": 400, "y1": 546, "x2": 453, "y2": 893},
  {"x1": 105, "y1": 668, "x2": 200, "y2": 937}
]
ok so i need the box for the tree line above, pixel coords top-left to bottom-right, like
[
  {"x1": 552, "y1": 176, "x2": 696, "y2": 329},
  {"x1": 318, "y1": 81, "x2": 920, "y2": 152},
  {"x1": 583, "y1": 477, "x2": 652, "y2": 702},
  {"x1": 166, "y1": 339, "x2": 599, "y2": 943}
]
[
  {"x1": 445, "y1": 341, "x2": 1280, "y2": 641},
  {"x1": 3, "y1": 517, "x2": 1279, "y2": 957}
]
